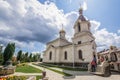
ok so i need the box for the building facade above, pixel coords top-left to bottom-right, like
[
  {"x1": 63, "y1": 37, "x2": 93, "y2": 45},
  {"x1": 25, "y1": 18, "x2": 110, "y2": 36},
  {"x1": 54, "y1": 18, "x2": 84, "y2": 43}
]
[
  {"x1": 43, "y1": 7, "x2": 97, "y2": 67},
  {"x1": 97, "y1": 46, "x2": 120, "y2": 72}
]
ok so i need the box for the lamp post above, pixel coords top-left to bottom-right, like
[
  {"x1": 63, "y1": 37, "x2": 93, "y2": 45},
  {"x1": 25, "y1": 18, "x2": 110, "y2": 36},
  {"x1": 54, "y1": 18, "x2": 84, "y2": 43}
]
[{"x1": 73, "y1": 43, "x2": 75, "y2": 69}]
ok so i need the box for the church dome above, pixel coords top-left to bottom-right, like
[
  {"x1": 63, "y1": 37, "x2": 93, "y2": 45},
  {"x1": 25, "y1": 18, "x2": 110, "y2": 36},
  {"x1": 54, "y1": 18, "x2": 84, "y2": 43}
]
[
  {"x1": 78, "y1": 15, "x2": 86, "y2": 21},
  {"x1": 59, "y1": 29, "x2": 65, "y2": 33},
  {"x1": 78, "y1": 6, "x2": 86, "y2": 21},
  {"x1": 59, "y1": 24, "x2": 66, "y2": 33}
]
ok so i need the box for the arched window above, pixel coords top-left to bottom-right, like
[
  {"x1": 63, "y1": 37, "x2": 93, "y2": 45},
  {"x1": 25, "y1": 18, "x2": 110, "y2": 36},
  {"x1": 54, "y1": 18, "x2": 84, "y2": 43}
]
[
  {"x1": 105, "y1": 55, "x2": 108, "y2": 61},
  {"x1": 110, "y1": 52, "x2": 117, "y2": 62},
  {"x1": 49, "y1": 51, "x2": 52, "y2": 60},
  {"x1": 78, "y1": 41, "x2": 81, "y2": 44},
  {"x1": 78, "y1": 23, "x2": 81, "y2": 32},
  {"x1": 64, "y1": 51, "x2": 67, "y2": 60},
  {"x1": 78, "y1": 50, "x2": 82, "y2": 59}
]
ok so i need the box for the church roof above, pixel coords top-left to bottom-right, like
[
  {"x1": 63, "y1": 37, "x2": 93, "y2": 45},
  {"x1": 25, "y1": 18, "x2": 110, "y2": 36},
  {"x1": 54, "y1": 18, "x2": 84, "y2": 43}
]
[
  {"x1": 59, "y1": 43, "x2": 72, "y2": 47},
  {"x1": 78, "y1": 5, "x2": 86, "y2": 21},
  {"x1": 97, "y1": 48, "x2": 120, "y2": 54},
  {"x1": 47, "y1": 38, "x2": 70, "y2": 45},
  {"x1": 78, "y1": 15, "x2": 86, "y2": 21}
]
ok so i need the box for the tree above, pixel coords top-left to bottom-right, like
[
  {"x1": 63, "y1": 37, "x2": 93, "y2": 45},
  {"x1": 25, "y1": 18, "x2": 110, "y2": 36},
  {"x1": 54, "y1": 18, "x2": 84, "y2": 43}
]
[
  {"x1": 29, "y1": 53, "x2": 32, "y2": 62},
  {"x1": 0, "y1": 52, "x2": 3, "y2": 65},
  {"x1": 17, "y1": 50, "x2": 22, "y2": 61},
  {"x1": 25, "y1": 52, "x2": 28, "y2": 62},
  {"x1": 33, "y1": 55, "x2": 37, "y2": 62},
  {"x1": 3, "y1": 43, "x2": 15, "y2": 65},
  {"x1": 21, "y1": 53, "x2": 25, "y2": 63},
  {"x1": 36, "y1": 53, "x2": 41, "y2": 62},
  {"x1": 0, "y1": 45, "x2": 3, "y2": 64}
]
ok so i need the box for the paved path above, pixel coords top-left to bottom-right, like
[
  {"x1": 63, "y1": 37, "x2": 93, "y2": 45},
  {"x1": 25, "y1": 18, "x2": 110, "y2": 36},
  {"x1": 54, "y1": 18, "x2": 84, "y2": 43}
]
[
  {"x1": 13, "y1": 72, "x2": 42, "y2": 76},
  {"x1": 29, "y1": 63, "x2": 64, "y2": 80},
  {"x1": 29, "y1": 63, "x2": 120, "y2": 80},
  {"x1": 49, "y1": 67, "x2": 90, "y2": 75}
]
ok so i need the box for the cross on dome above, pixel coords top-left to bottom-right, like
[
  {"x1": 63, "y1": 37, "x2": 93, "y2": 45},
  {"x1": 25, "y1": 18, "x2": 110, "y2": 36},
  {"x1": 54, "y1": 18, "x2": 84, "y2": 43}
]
[
  {"x1": 79, "y1": 3, "x2": 83, "y2": 15},
  {"x1": 59, "y1": 24, "x2": 65, "y2": 33}
]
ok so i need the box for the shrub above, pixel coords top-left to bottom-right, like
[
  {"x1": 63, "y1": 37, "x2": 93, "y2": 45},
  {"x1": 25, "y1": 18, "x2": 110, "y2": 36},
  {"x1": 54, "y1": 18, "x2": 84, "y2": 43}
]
[
  {"x1": 12, "y1": 61, "x2": 18, "y2": 66},
  {"x1": 16, "y1": 63, "x2": 27, "y2": 67}
]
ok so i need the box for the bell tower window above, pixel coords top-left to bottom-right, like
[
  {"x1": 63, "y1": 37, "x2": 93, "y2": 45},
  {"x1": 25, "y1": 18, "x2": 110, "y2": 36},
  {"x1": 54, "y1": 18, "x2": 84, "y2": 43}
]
[
  {"x1": 78, "y1": 50, "x2": 82, "y2": 59},
  {"x1": 78, "y1": 23, "x2": 81, "y2": 32}
]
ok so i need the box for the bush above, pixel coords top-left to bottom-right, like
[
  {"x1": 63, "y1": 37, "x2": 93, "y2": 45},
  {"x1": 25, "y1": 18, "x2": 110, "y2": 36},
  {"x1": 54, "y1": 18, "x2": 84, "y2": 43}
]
[
  {"x1": 12, "y1": 61, "x2": 18, "y2": 66},
  {"x1": 0, "y1": 59, "x2": 3, "y2": 65},
  {"x1": 36, "y1": 75, "x2": 42, "y2": 80},
  {"x1": 16, "y1": 63, "x2": 27, "y2": 67}
]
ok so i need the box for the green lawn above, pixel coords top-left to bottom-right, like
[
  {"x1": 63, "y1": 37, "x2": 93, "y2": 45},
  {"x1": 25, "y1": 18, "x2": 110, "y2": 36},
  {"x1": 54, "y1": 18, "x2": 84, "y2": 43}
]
[
  {"x1": 16, "y1": 64, "x2": 42, "y2": 73},
  {"x1": 34, "y1": 64, "x2": 72, "y2": 76},
  {"x1": 41, "y1": 63, "x2": 87, "y2": 71},
  {"x1": 36, "y1": 75, "x2": 42, "y2": 80}
]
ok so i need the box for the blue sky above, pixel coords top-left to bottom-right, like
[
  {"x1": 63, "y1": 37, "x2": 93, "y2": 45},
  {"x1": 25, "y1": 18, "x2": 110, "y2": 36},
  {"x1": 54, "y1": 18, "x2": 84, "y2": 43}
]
[
  {"x1": 39, "y1": 0, "x2": 120, "y2": 33},
  {"x1": 0, "y1": 0, "x2": 120, "y2": 54}
]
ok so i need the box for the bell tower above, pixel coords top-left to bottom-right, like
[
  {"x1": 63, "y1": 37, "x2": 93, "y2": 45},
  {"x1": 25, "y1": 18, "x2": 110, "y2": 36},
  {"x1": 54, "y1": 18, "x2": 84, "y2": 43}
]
[
  {"x1": 74, "y1": 7, "x2": 90, "y2": 35},
  {"x1": 72, "y1": 5, "x2": 97, "y2": 62},
  {"x1": 72, "y1": 6, "x2": 94, "y2": 45}
]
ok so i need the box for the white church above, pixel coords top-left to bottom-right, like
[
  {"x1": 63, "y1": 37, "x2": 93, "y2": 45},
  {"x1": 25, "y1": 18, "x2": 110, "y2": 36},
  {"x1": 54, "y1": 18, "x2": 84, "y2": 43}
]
[{"x1": 43, "y1": 7, "x2": 97, "y2": 67}]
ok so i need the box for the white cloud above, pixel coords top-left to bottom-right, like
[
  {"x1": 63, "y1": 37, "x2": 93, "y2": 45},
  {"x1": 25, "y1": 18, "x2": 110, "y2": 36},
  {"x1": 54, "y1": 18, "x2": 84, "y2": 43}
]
[
  {"x1": 0, "y1": 0, "x2": 78, "y2": 52},
  {"x1": 65, "y1": 11, "x2": 78, "y2": 41},
  {"x1": 118, "y1": 30, "x2": 120, "y2": 34},
  {"x1": 90, "y1": 20, "x2": 101, "y2": 33},
  {"x1": 90, "y1": 21, "x2": 120, "y2": 51},
  {"x1": 82, "y1": 1, "x2": 87, "y2": 11},
  {"x1": 0, "y1": 22, "x2": 10, "y2": 31},
  {"x1": 0, "y1": 0, "x2": 120, "y2": 53}
]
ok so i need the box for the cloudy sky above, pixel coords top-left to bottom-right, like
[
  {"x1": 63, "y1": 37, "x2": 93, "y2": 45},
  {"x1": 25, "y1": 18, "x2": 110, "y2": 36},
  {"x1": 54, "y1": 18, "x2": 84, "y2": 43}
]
[{"x1": 0, "y1": 0, "x2": 120, "y2": 53}]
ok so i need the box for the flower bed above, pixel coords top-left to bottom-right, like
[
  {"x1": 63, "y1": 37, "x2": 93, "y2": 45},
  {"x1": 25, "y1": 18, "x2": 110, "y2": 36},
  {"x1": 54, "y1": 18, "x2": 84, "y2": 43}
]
[
  {"x1": 0, "y1": 75, "x2": 42, "y2": 80},
  {"x1": 0, "y1": 75, "x2": 27, "y2": 80}
]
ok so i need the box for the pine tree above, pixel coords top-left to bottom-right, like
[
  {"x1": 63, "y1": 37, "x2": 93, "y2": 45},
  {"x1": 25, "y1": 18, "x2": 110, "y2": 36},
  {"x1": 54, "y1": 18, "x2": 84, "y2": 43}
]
[
  {"x1": 17, "y1": 50, "x2": 22, "y2": 61},
  {"x1": 0, "y1": 52, "x2": 3, "y2": 65},
  {"x1": 29, "y1": 53, "x2": 32, "y2": 62},
  {"x1": 3, "y1": 43, "x2": 15, "y2": 65},
  {"x1": 25, "y1": 52, "x2": 28, "y2": 62}
]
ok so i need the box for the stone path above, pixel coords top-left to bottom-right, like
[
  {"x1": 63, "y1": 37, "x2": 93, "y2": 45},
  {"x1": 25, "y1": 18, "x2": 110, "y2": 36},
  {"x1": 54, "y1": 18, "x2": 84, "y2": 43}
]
[
  {"x1": 29, "y1": 63, "x2": 120, "y2": 80},
  {"x1": 13, "y1": 72, "x2": 42, "y2": 76},
  {"x1": 28, "y1": 63, "x2": 64, "y2": 80},
  {"x1": 49, "y1": 67, "x2": 90, "y2": 75},
  {"x1": 10, "y1": 63, "x2": 120, "y2": 80}
]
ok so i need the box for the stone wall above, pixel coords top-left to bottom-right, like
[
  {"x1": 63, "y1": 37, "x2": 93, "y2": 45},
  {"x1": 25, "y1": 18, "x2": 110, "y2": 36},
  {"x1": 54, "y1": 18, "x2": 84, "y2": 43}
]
[{"x1": 0, "y1": 66, "x2": 16, "y2": 75}]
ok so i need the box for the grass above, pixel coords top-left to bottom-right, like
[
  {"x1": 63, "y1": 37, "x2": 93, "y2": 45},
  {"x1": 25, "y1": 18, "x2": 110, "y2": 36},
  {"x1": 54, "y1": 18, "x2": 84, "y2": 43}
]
[
  {"x1": 36, "y1": 75, "x2": 42, "y2": 80},
  {"x1": 41, "y1": 63, "x2": 87, "y2": 71},
  {"x1": 35, "y1": 64, "x2": 72, "y2": 76},
  {"x1": 16, "y1": 64, "x2": 42, "y2": 73}
]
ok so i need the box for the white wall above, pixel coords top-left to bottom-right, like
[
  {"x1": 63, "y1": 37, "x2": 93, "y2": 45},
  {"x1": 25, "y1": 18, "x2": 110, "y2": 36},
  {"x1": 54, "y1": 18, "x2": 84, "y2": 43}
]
[
  {"x1": 60, "y1": 45, "x2": 74, "y2": 63},
  {"x1": 43, "y1": 47, "x2": 56, "y2": 63},
  {"x1": 75, "y1": 44, "x2": 93, "y2": 62}
]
